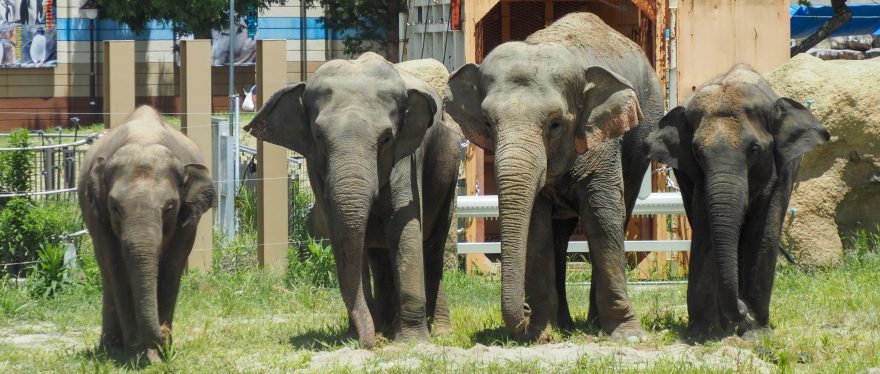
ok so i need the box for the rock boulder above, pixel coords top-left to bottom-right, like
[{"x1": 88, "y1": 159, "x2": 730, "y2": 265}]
[{"x1": 765, "y1": 54, "x2": 880, "y2": 267}]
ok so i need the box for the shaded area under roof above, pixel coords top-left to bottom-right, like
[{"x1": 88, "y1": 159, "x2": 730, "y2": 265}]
[{"x1": 791, "y1": 4, "x2": 880, "y2": 38}]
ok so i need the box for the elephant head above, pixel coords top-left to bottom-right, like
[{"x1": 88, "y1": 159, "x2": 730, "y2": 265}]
[
  {"x1": 445, "y1": 42, "x2": 642, "y2": 335},
  {"x1": 646, "y1": 66, "x2": 829, "y2": 327},
  {"x1": 244, "y1": 54, "x2": 438, "y2": 348}
]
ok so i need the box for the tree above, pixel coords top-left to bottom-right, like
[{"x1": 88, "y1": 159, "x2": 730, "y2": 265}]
[
  {"x1": 95, "y1": 0, "x2": 289, "y2": 39},
  {"x1": 305, "y1": 0, "x2": 401, "y2": 62},
  {"x1": 791, "y1": 0, "x2": 851, "y2": 57}
]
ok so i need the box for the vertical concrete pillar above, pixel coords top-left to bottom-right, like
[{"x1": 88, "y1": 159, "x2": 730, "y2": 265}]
[
  {"x1": 102, "y1": 41, "x2": 135, "y2": 128},
  {"x1": 180, "y1": 40, "x2": 214, "y2": 272},
  {"x1": 256, "y1": 40, "x2": 289, "y2": 269}
]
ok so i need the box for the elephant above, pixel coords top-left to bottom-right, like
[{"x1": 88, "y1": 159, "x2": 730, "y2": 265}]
[
  {"x1": 78, "y1": 106, "x2": 216, "y2": 362},
  {"x1": 646, "y1": 64, "x2": 830, "y2": 338},
  {"x1": 245, "y1": 52, "x2": 460, "y2": 348},
  {"x1": 445, "y1": 12, "x2": 663, "y2": 340}
]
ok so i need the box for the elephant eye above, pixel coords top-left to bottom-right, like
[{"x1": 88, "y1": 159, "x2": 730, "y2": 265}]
[
  {"x1": 550, "y1": 120, "x2": 562, "y2": 130},
  {"x1": 749, "y1": 142, "x2": 759, "y2": 156}
]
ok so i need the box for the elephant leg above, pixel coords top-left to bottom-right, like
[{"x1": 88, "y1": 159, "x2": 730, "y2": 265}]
[
  {"x1": 523, "y1": 196, "x2": 557, "y2": 337},
  {"x1": 580, "y1": 170, "x2": 644, "y2": 340},
  {"x1": 368, "y1": 248, "x2": 396, "y2": 333},
  {"x1": 385, "y1": 206, "x2": 429, "y2": 341},
  {"x1": 741, "y1": 187, "x2": 790, "y2": 330},
  {"x1": 553, "y1": 218, "x2": 579, "y2": 330},
  {"x1": 92, "y1": 233, "x2": 139, "y2": 352},
  {"x1": 157, "y1": 225, "x2": 198, "y2": 345},
  {"x1": 684, "y1": 190, "x2": 724, "y2": 338},
  {"x1": 89, "y1": 231, "x2": 124, "y2": 351},
  {"x1": 423, "y1": 190, "x2": 455, "y2": 334}
]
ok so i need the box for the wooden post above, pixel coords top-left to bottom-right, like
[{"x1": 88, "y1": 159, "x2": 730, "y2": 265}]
[
  {"x1": 102, "y1": 41, "x2": 135, "y2": 128},
  {"x1": 255, "y1": 40, "x2": 289, "y2": 269},
  {"x1": 180, "y1": 40, "x2": 214, "y2": 272}
]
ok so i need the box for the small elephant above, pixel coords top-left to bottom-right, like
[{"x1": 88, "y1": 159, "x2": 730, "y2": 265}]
[
  {"x1": 646, "y1": 64, "x2": 829, "y2": 338},
  {"x1": 245, "y1": 53, "x2": 459, "y2": 348},
  {"x1": 78, "y1": 106, "x2": 216, "y2": 362},
  {"x1": 445, "y1": 13, "x2": 663, "y2": 339}
]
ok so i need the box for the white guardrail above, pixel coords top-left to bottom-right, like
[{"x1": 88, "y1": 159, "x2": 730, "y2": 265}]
[{"x1": 455, "y1": 170, "x2": 690, "y2": 255}]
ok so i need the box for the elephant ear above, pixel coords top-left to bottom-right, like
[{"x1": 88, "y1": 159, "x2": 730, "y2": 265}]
[
  {"x1": 576, "y1": 66, "x2": 643, "y2": 154},
  {"x1": 395, "y1": 88, "x2": 437, "y2": 163},
  {"x1": 244, "y1": 83, "x2": 313, "y2": 156},
  {"x1": 446, "y1": 63, "x2": 493, "y2": 151},
  {"x1": 180, "y1": 164, "x2": 216, "y2": 228},
  {"x1": 772, "y1": 97, "x2": 830, "y2": 169},
  {"x1": 84, "y1": 157, "x2": 108, "y2": 222},
  {"x1": 646, "y1": 106, "x2": 701, "y2": 178}
]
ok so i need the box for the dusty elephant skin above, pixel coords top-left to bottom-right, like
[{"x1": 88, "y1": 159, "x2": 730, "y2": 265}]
[
  {"x1": 77, "y1": 106, "x2": 217, "y2": 362},
  {"x1": 445, "y1": 13, "x2": 663, "y2": 340},
  {"x1": 244, "y1": 53, "x2": 459, "y2": 348},
  {"x1": 646, "y1": 65, "x2": 830, "y2": 338}
]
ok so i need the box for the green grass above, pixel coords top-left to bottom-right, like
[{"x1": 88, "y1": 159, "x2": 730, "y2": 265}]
[{"x1": 1, "y1": 251, "x2": 879, "y2": 372}]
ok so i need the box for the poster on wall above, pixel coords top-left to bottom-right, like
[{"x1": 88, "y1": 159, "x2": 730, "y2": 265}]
[
  {"x1": 0, "y1": 0, "x2": 56, "y2": 67},
  {"x1": 211, "y1": 18, "x2": 256, "y2": 66}
]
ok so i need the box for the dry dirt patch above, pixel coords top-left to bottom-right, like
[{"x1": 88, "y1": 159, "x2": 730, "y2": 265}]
[{"x1": 307, "y1": 341, "x2": 773, "y2": 372}]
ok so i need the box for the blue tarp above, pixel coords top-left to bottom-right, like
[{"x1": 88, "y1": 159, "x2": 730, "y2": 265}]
[{"x1": 791, "y1": 5, "x2": 880, "y2": 38}]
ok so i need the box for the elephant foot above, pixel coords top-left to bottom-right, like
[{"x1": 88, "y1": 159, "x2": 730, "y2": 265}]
[
  {"x1": 144, "y1": 347, "x2": 162, "y2": 364},
  {"x1": 431, "y1": 320, "x2": 453, "y2": 336},
  {"x1": 99, "y1": 333, "x2": 123, "y2": 352},
  {"x1": 394, "y1": 325, "x2": 430, "y2": 343},
  {"x1": 609, "y1": 319, "x2": 647, "y2": 343},
  {"x1": 557, "y1": 311, "x2": 574, "y2": 330}
]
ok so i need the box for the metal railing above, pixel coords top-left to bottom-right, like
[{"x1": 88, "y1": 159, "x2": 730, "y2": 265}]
[{"x1": 0, "y1": 132, "x2": 101, "y2": 199}]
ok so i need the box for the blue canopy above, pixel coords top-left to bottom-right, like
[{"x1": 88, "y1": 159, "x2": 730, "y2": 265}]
[{"x1": 791, "y1": 5, "x2": 880, "y2": 38}]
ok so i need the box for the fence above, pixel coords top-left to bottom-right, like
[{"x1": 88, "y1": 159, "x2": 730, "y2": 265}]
[{"x1": 0, "y1": 131, "x2": 100, "y2": 200}]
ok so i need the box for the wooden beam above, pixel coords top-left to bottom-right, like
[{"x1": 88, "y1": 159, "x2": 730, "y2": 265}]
[
  {"x1": 180, "y1": 40, "x2": 214, "y2": 272},
  {"x1": 501, "y1": 2, "x2": 511, "y2": 42}
]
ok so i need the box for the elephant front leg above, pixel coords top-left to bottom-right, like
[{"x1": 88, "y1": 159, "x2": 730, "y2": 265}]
[
  {"x1": 387, "y1": 212, "x2": 430, "y2": 342},
  {"x1": 523, "y1": 196, "x2": 558, "y2": 338},
  {"x1": 580, "y1": 176, "x2": 645, "y2": 341},
  {"x1": 157, "y1": 225, "x2": 199, "y2": 347},
  {"x1": 553, "y1": 218, "x2": 579, "y2": 330},
  {"x1": 91, "y1": 232, "x2": 138, "y2": 354}
]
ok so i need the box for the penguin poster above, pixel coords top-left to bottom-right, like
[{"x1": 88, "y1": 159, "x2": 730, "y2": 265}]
[{"x1": 0, "y1": 0, "x2": 55, "y2": 68}]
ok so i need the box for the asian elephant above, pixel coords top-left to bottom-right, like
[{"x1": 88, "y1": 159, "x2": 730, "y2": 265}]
[
  {"x1": 445, "y1": 13, "x2": 663, "y2": 340},
  {"x1": 245, "y1": 53, "x2": 459, "y2": 348},
  {"x1": 646, "y1": 65, "x2": 830, "y2": 338},
  {"x1": 78, "y1": 106, "x2": 216, "y2": 362}
]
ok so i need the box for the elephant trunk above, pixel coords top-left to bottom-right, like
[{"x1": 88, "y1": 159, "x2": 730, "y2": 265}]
[
  {"x1": 705, "y1": 171, "x2": 749, "y2": 324},
  {"x1": 326, "y1": 155, "x2": 378, "y2": 348},
  {"x1": 119, "y1": 219, "x2": 164, "y2": 352},
  {"x1": 494, "y1": 125, "x2": 546, "y2": 335}
]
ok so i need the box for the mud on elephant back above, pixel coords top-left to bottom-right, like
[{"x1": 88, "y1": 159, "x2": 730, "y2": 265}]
[
  {"x1": 244, "y1": 53, "x2": 460, "y2": 349},
  {"x1": 766, "y1": 54, "x2": 880, "y2": 267},
  {"x1": 78, "y1": 106, "x2": 217, "y2": 363}
]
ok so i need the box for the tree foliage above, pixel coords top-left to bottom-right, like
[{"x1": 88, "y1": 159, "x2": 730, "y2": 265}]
[
  {"x1": 94, "y1": 0, "x2": 289, "y2": 39},
  {"x1": 304, "y1": 0, "x2": 400, "y2": 61}
]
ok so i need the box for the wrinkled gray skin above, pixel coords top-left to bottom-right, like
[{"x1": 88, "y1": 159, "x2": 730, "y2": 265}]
[
  {"x1": 78, "y1": 106, "x2": 216, "y2": 362},
  {"x1": 646, "y1": 65, "x2": 830, "y2": 338},
  {"x1": 245, "y1": 53, "x2": 459, "y2": 348},
  {"x1": 445, "y1": 13, "x2": 663, "y2": 339}
]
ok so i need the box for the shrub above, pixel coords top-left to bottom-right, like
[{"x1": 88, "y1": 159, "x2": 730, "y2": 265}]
[
  {"x1": 0, "y1": 129, "x2": 32, "y2": 194},
  {"x1": 0, "y1": 198, "x2": 82, "y2": 274},
  {"x1": 287, "y1": 236, "x2": 337, "y2": 288},
  {"x1": 234, "y1": 186, "x2": 257, "y2": 233},
  {"x1": 27, "y1": 242, "x2": 72, "y2": 298},
  {"x1": 289, "y1": 180, "x2": 314, "y2": 250}
]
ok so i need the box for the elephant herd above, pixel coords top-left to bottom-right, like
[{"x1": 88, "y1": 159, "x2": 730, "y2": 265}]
[{"x1": 78, "y1": 12, "x2": 829, "y2": 362}]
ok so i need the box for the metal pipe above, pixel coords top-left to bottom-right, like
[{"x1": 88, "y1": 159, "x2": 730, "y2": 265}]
[
  {"x1": 301, "y1": 2, "x2": 307, "y2": 81},
  {"x1": 89, "y1": 18, "x2": 96, "y2": 124}
]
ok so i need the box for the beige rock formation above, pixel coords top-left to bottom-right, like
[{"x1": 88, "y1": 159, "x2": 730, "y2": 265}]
[{"x1": 765, "y1": 54, "x2": 880, "y2": 267}]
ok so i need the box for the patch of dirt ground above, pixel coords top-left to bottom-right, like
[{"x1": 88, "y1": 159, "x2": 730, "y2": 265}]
[{"x1": 307, "y1": 341, "x2": 773, "y2": 372}]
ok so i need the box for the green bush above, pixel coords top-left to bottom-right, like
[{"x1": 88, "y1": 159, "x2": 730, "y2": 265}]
[
  {"x1": 287, "y1": 236, "x2": 337, "y2": 288},
  {"x1": 234, "y1": 186, "x2": 257, "y2": 233},
  {"x1": 27, "y1": 242, "x2": 72, "y2": 298},
  {"x1": 0, "y1": 198, "x2": 82, "y2": 273},
  {"x1": 289, "y1": 180, "x2": 314, "y2": 250},
  {"x1": 0, "y1": 129, "x2": 32, "y2": 194}
]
